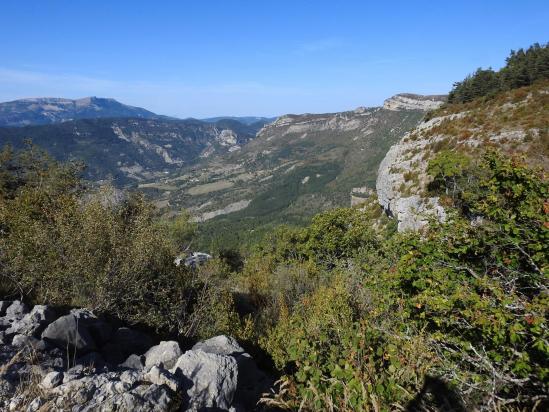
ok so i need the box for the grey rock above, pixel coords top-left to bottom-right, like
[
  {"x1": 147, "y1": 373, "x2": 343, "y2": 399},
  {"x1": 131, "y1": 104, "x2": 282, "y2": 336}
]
[
  {"x1": 73, "y1": 385, "x2": 95, "y2": 404},
  {"x1": 70, "y1": 309, "x2": 113, "y2": 345},
  {"x1": 63, "y1": 371, "x2": 83, "y2": 384},
  {"x1": 5, "y1": 300, "x2": 29, "y2": 318},
  {"x1": 144, "y1": 340, "x2": 182, "y2": 370},
  {"x1": 376, "y1": 115, "x2": 449, "y2": 232},
  {"x1": 144, "y1": 365, "x2": 180, "y2": 392},
  {"x1": 8, "y1": 395, "x2": 24, "y2": 411},
  {"x1": 120, "y1": 369, "x2": 142, "y2": 386},
  {"x1": 192, "y1": 334, "x2": 244, "y2": 356},
  {"x1": 172, "y1": 349, "x2": 238, "y2": 411},
  {"x1": 115, "y1": 380, "x2": 132, "y2": 393},
  {"x1": 140, "y1": 384, "x2": 175, "y2": 411},
  {"x1": 42, "y1": 313, "x2": 97, "y2": 352},
  {"x1": 84, "y1": 383, "x2": 175, "y2": 412},
  {"x1": 26, "y1": 397, "x2": 44, "y2": 412},
  {"x1": 383, "y1": 93, "x2": 445, "y2": 111},
  {"x1": 12, "y1": 334, "x2": 40, "y2": 349},
  {"x1": 104, "y1": 380, "x2": 126, "y2": 396},
  {"x1": 120, "y1": 353, "x2": 146, "y2": 370},
  {"x1": 393, "y1": 195, "x2": 446, "y2": 231},
  {"x1": 6, "y1": 305, "x2": 56, "y2": 337},
  {"x1": 41, "y1": 371, "x2": 64, "y2": 389},
  {"x1": 193, "y1": 335, "x2": 273, "y2": 409}
]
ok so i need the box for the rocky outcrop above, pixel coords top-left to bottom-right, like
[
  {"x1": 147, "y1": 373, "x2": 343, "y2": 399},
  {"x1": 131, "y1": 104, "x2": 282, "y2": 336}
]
[
  {"x1": 0, "y1": 301, "x2": 272, "y2": 411},
  {"x1": 383, "y1": 93, "x2": 446, "y2": 111},
  {"x1": 257, "y1": 107, "x2": 382, "y2": 138},
  {"x1": 172, "y1": 350, "x2": 238, "y2": 411},
  {"x1": 375, "y1": 114, "x2": 452, "y2": 231},
  {"x1": 144, "y1": 341, "x2": 182, "y2": 370},
  {"x1": 376, "y1": 89, "x2": 534, "y2": 231}
]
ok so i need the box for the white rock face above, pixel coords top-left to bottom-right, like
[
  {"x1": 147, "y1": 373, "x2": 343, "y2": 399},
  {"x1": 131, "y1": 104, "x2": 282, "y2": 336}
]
[
  {"x1": 376, "y1": 104, "x2": 529, "y2": 232},
  {"x1": 171, "y1": 349, "x2": 238, "y2": 411},
  {"x1": 376, "y1": 113, "x2": 460, "y2": 231},
  {"x1": 217, "y1": 129, "x2": 238, "y2": 146},
  {"x1": 258, "y1": 107, "x2": 380, "y2": 140},
  {"x1": 111, "y1": 126, "x2": 183, "y2": 165},
  {"x1": 383, "y1": 94, "x2": 446, "y2": 111},
  {"x1": 144, "y1": 341, "x2": 182, "y2": 370}
]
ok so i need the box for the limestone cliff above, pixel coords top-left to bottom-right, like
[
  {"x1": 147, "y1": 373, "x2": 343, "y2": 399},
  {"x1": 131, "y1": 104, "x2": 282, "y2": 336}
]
[
  {"x1": 376, "y1": 83, "x2": 548, "y2": 231},
  {"x1": 383, "y1": 93, "x2": 446, "y2": 111}
]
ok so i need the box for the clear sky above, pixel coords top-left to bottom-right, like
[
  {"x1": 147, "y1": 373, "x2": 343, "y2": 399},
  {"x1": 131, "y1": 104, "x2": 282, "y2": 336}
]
[{"x1": 1, "y1": 1, "x2": 548, "y2": 118}]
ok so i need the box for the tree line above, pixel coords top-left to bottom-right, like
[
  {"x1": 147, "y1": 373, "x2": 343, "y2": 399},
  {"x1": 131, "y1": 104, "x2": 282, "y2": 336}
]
[{"x1": 448, "y1": 43, "x2": 549, "y2": 103}]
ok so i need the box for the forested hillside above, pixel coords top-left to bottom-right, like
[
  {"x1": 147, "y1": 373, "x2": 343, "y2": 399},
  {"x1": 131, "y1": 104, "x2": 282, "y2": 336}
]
[{"x1": 0, "y1": 117, "x2": 263, "y2": 184}]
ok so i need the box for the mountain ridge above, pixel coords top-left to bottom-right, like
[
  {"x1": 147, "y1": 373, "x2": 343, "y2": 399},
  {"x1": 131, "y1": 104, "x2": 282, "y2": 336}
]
[
  {"x1": 0, "y1": 96, "x2": 165, "y2": 127},
  {"x1": 0, "y1": 117, "x2": 262, "y2": 184}
]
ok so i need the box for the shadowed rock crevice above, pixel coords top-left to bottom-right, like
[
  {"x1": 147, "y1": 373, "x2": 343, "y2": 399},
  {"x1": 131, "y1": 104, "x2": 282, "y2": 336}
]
[{"x1": 0, "y1": 300, "x2": 273, "y2": 411}]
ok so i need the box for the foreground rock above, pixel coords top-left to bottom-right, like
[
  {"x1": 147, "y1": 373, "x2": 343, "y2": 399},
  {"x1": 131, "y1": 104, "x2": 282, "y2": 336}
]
[
  {"x1": 172, "y1": 350, "x2": 238, "y2": 410},
  {"x1": 0, "y1": 301, "x2": 272, "y2": 411}
]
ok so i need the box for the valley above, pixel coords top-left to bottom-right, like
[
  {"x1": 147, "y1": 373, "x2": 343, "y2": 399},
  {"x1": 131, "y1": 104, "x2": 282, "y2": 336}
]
[
  {"x1": 0, "y1": 93, "x2": 445, "y2": 248},
  {"x1": 147, "y1": 94, "x2": 445, "y2": 247},
  {"x1": 0, "y1": 115, "x2": 266, "y2": 185}
]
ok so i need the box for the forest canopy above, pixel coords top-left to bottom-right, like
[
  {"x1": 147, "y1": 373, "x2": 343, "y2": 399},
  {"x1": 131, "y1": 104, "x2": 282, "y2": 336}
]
[{"x1": 448, "y1": 43, "x2": 549, "y2": 103}]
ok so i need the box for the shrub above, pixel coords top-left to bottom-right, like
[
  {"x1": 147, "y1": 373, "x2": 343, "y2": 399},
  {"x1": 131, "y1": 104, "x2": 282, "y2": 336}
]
[
  {"x1": 249, "y1": 151, "x2": 548, "y2": 410},
  {"x1": 0, "y1": 145, "x2": 238, "y2": 338},
  {"x1": 427, "y1": 150, "x2": 472, "y2": 198}
]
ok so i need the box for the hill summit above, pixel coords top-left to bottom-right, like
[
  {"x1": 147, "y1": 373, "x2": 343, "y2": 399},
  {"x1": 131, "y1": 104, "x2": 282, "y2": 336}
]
[
  {"x1": 383, "y1": 93, "x2": 446, "y2": 111},
  {"x1": 0, "y1": 96, "x2": 161, "y2": 126}
]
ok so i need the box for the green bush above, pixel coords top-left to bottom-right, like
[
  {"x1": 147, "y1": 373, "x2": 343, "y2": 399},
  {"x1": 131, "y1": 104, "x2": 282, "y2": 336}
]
[
  {"x1": 2, "y1": 142, "x2": 547, "y2": 410},
  {"x1": 245, "y1": 151, "x2": 548, "y2": 410},
  {"x1": 0, "y1": 145, "x2": 238, "y2": 338}
]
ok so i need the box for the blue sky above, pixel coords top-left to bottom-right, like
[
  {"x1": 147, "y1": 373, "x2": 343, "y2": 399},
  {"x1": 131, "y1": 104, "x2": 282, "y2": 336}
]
[{"x1": 1, "y1": 1, "x2": 548, "y2": 118}]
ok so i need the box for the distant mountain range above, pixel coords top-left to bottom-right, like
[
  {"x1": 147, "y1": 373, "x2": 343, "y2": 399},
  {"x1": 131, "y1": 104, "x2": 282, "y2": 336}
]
[
  {"x1": 0, "y1": 116, "x2": 267, "y2": 184},
  {"x1": 0, "y1": 93, "x2": 447, "y2": 247},
  {"x1": 0, "y1": 96, "x2": 277, "y2": 128},
  {"x1": 0, "y1": 97, "x2": 167, "y2": 127},
  {"x1": 0, "y1": 97, "x2": 275, "y2": 183},
  {"x1": 199, "y1": 116, "x2": 277, "y2": 126}
]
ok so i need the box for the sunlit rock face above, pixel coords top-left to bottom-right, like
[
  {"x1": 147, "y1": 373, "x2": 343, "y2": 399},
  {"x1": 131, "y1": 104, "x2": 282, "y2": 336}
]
[{"x1": 383, "y1": 93, "x2": 446, "y2": 111}]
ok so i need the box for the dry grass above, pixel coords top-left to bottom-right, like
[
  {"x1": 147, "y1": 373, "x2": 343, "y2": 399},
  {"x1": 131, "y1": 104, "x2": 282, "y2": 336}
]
[
  {"x1": 0, "y1": 347, "x2": 54, "y2": 411},
  {"x1": 186, "y1": 180, "x2": 234, "y2": 195}
]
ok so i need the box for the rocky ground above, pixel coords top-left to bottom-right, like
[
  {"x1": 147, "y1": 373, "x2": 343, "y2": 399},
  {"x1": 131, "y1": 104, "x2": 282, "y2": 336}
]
[{"x1": 0, "y1": 301, "x2": 272, "y2": 411}]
